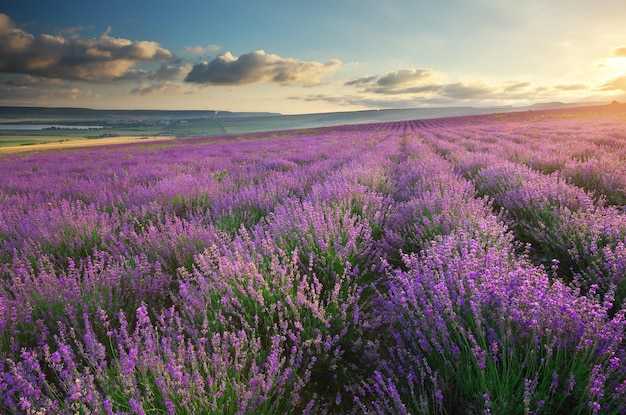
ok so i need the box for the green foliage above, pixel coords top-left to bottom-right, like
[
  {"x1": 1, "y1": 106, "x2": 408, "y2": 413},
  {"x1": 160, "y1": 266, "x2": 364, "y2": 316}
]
[{"x1": 215, "y1": 205, "x2": 267, "y2": 233}]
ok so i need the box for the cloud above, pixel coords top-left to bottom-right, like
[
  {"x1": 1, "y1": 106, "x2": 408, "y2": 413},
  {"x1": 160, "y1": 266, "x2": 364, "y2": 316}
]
[
  {"x1": 344, "y1": 69, "x2": 438, "y2": 93},
  {"x1": 5, "y1": 75, "x2": 65, "y2": 87},
  {"x1": 363, "y1": 78, "x2": 497, "y2": 100},
  {"x1": 503, "y1": 81, "x2": 531, "y2": 92},
  {"x1": 310, "y1": 65, "x2": 602, "y2": 110},
  {"x1": 614, "y1": 46, "x2": 626, "y2": 58},
  {"x1": 149, "y1": 63, "x2": 192, "y2": 81},
  {"x1": 182, "y1": 44, "x2": 221, "y2": 55},
  {"x1": 344, "y1": 76, "x2": 377, "y2": 86},
  {"x1": 184, "y1": 50, "x2": 341, "y2": 86},
  {"x1": 554, "y1": 83, "x2": 587, "y2": 91},
  {"x1": 0, "y1": 80, "x2": 100, "y2": 106},
  {"x1": 126, "y1": 63, "x2": 194, "y2": 96},
  {"x1": 346, "y1": 68, "x2": 441, "y2": 94},
  {"x1": 368, "y1": 84, "x2": 442, "y2": 95},
  {"x1": 376, "y1": 69, "x2": 436, "y2": 88},
  {"x1": 292, "y1": 92, "x2": 423, "y2": 110},
  {"x1": 0, "y1": 13, "x2": 173, "y2": 82},
  {"x1": 131, "y1": 81, "x2": 190, "y2": 95},
  {"x1": 600, "y1": 76, "x2": 626, "y2": 91},
  {"x1": 440, "y1": 81, "x2": 496, "y2": 99},
  {"x1": 343, "y1": 67, "x2": 595, "y2": 106},
  {"x1": 294, "y1": 88, "x2": 480, "y2": 109}
]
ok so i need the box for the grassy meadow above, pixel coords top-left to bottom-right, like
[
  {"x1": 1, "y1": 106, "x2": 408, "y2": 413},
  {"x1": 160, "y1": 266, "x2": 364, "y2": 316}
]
[{"x1": 0, "y1": 104, "x2": 625, "y2": 414}]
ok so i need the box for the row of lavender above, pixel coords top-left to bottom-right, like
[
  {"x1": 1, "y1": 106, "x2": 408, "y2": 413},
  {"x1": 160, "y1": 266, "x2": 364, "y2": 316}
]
[
  {"x1": 0, "y1": 128, "x2": 389, "y2": 413},
  {"x1": 1, "y1": 106, "x2": 625, "y2": 413},
  {"x1": 418, "y1": 108, "x2": 626, "y2": 305}
]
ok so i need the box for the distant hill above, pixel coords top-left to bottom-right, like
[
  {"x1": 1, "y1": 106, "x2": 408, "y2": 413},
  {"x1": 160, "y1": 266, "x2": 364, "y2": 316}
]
[
  {"x1": 526, "y1": 101, "x2": 607, "y2": 110},
  {"x1": 0, "y1": 102, "x2": 609, "y2": 135},
  {"x1": 0, "y1": 106, "x2": 280, "y2": 122}
]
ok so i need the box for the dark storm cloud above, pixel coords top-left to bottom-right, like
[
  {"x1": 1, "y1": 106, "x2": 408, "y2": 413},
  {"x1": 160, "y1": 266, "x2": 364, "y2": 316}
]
[
  {"x1": 0, "y1": 13, "x2": 173, "y2": 82},
  {"x1": 184, "y1": 50, "x2": 340, "y2": 86}
]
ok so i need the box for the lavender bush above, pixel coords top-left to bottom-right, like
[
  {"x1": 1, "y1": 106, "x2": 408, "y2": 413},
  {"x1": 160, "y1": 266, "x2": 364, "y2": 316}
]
[{"x1": 1, "y1": 104, "x2": 625, "y2": 413}]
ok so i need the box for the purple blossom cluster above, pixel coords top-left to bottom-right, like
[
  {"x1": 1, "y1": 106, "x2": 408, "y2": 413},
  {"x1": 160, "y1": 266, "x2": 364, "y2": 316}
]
[
  {"x1": 1, "y1": 105, "x2": 626, "y2": 413},
  {"x1": 422, "y1": 111, "x2": 626, "y2": 304}
]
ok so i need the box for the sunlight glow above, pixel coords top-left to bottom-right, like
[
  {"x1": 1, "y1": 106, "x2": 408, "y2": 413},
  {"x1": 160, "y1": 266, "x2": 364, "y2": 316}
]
[{"x1": 603, "y1": 57, "x2": 626, "y2": 74}]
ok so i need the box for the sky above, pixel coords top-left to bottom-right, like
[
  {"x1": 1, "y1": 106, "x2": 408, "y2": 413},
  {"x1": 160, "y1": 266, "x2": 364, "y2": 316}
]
[{"x1": 1, "y1": 0, "x2": 626, "y2": 114}]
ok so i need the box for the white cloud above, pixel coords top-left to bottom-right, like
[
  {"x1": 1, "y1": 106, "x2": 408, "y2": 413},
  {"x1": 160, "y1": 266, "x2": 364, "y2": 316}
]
[{"x1": 185, "y1": 50, "x2": 341, "y2": 86}]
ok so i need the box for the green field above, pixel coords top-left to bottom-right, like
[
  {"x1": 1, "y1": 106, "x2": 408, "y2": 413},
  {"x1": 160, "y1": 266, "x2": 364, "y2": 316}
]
[{"x1": 0, "y1": 127, "x2": 166, "y2": 148}]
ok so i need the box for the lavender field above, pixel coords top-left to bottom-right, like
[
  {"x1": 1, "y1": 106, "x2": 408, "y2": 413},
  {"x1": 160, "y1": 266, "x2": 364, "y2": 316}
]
[{"x1": 1, "y1": 104, "x2": 625, "y2": 414}]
